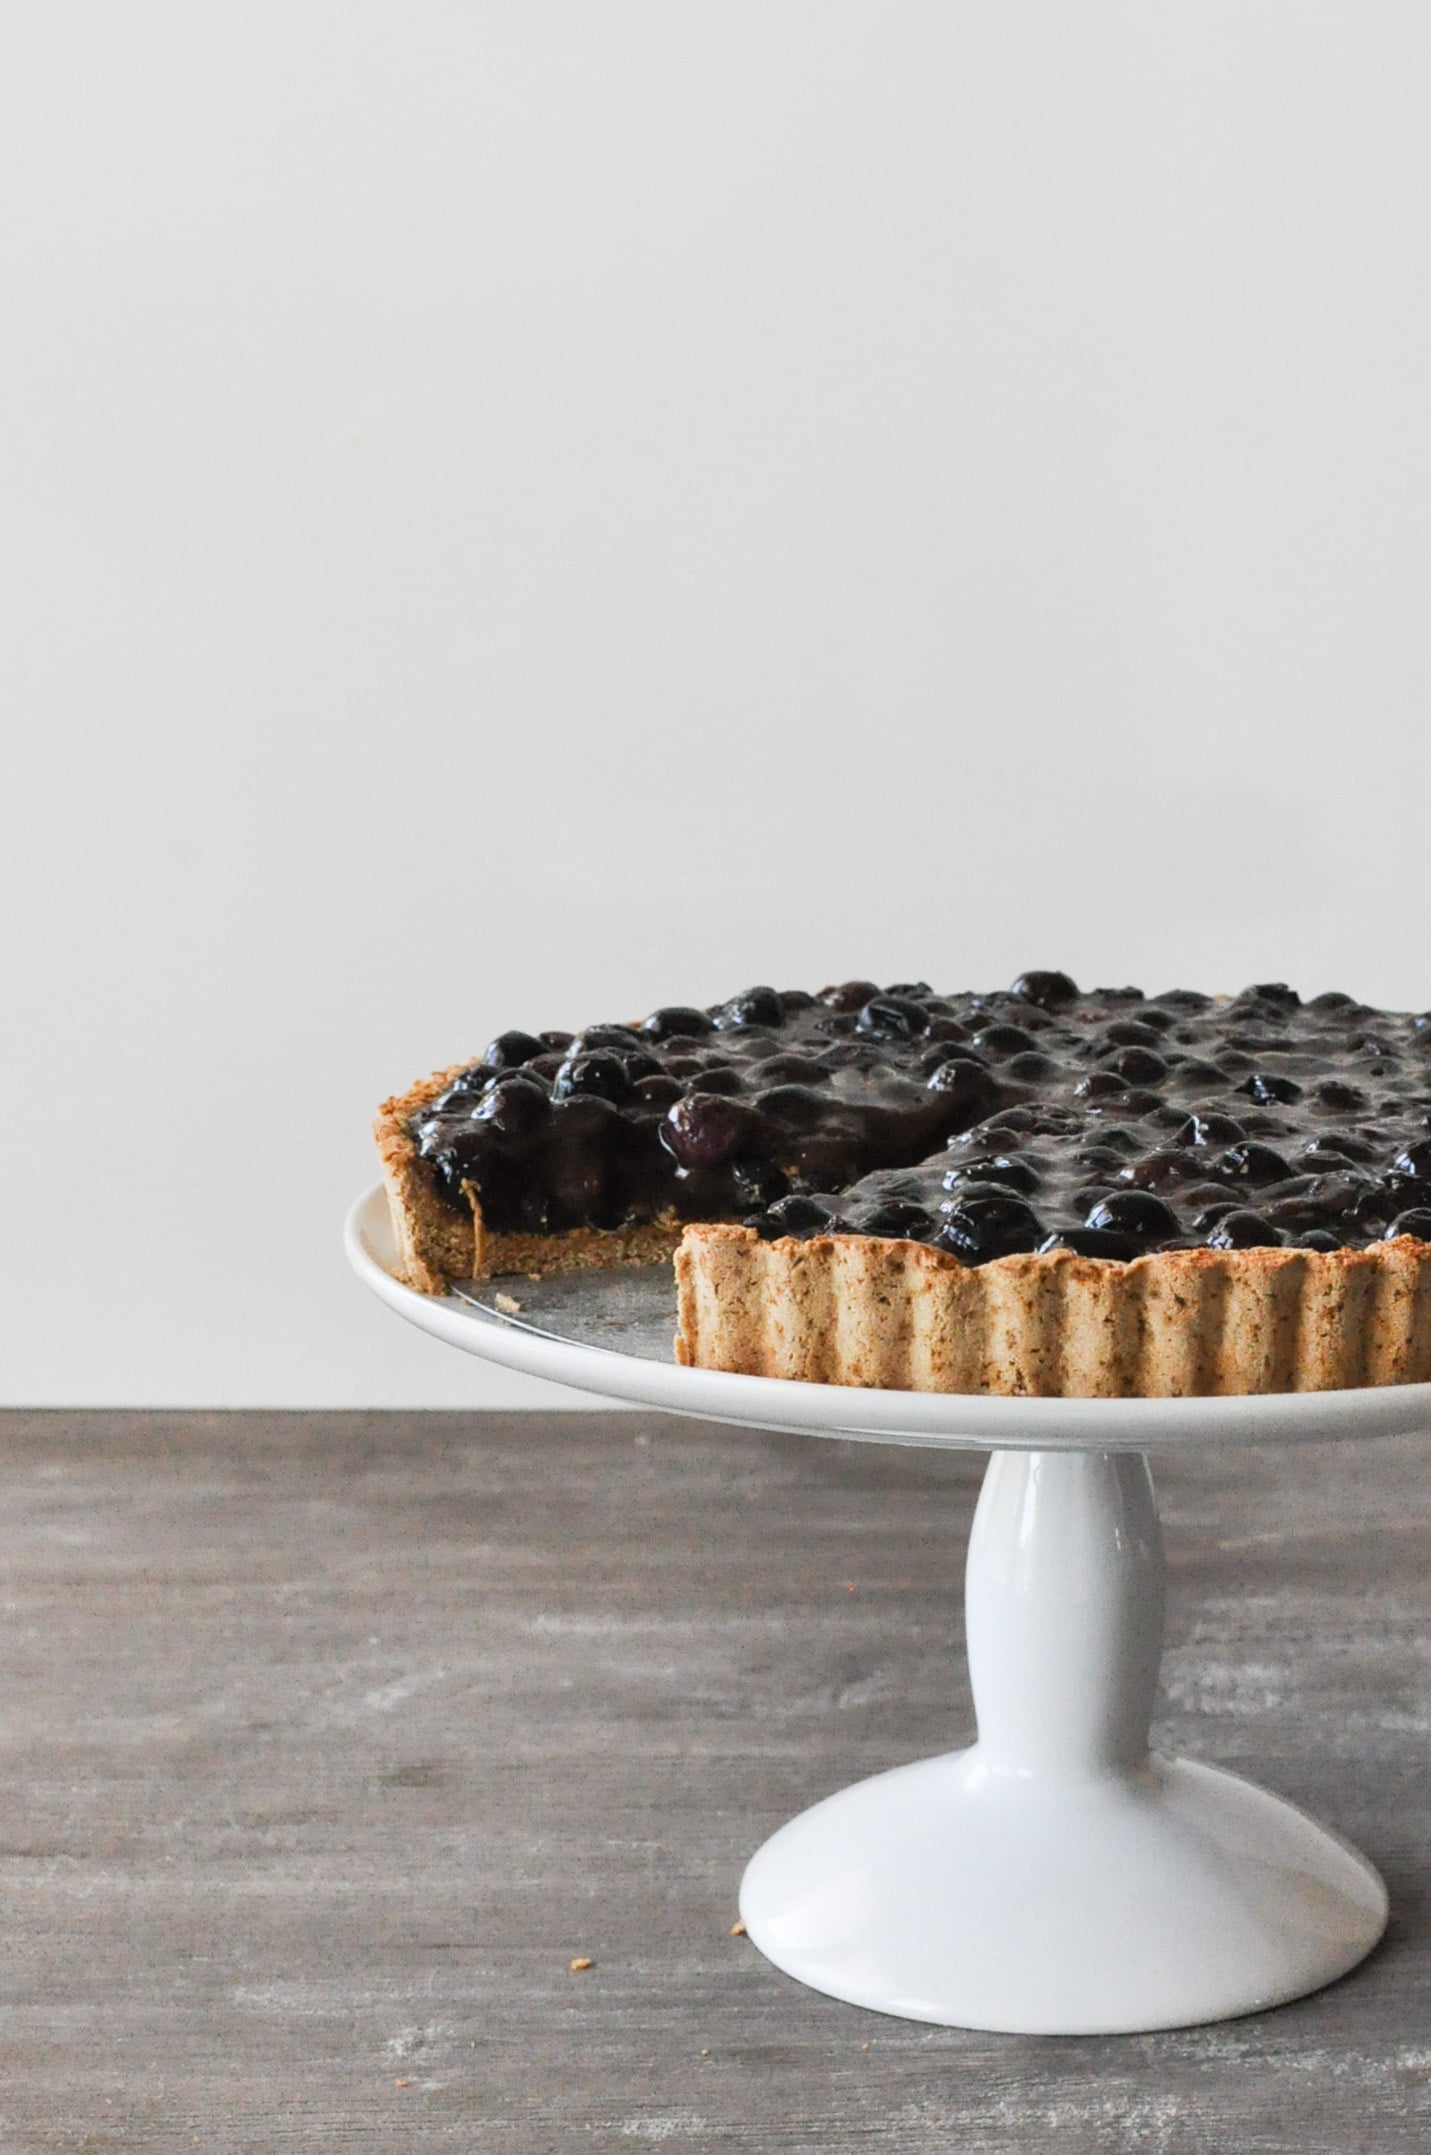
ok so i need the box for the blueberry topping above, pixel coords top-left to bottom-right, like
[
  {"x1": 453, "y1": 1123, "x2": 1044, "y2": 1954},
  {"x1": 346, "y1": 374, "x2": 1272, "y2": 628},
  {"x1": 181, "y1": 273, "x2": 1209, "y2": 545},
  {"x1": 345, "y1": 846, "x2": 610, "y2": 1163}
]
[
  {"x1": 407, "y1": 977, "x2": 1431, "y2": 1254},
  {"x1": 763, "y1": 1194, "x2": 837, "y2": 1237}
]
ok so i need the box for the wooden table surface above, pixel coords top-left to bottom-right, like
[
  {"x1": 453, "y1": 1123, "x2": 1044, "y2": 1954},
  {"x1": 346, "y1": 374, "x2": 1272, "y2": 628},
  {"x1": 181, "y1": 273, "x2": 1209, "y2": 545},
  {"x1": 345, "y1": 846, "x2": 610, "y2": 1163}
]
[{"x1": 1, "y1": 1408, "x2": 1427, "y2": 2153}]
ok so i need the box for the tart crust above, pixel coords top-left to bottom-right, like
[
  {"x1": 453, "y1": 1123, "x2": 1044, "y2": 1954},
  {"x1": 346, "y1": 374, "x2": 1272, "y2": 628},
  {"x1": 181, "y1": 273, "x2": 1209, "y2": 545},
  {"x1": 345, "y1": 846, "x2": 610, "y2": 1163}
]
[
  {"x1": 375, "y1": 1064, "x2": 683, "y2": 1293},
  {"x1": 674, "y1": 1225, "x2": 1431, "y2": 1397}
]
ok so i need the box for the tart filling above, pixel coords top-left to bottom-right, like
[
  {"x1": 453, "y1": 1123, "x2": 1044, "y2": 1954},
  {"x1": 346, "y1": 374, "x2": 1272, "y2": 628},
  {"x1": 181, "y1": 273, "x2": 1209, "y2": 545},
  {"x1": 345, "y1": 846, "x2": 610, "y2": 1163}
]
[{"x1": 375, "y1": 974, "x2": 1431, "y2": 1394}]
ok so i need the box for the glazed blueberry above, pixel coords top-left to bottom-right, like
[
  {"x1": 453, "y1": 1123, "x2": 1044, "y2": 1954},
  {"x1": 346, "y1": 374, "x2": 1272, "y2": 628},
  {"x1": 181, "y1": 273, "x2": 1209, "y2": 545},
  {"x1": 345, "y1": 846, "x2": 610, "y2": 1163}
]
[
  {"x1": 1242, "y1": 1072, "x2": 1303, "y2": 1105},
  {"x1": 482, "y1": 1029, "x2": 546, "y2": 1071},
  {"x1": 715, "y1": 985, "x2": 785, "y2": 1030},
  {"x1": 1386, "y1": 1209, "x2": 1431, "y2": 1241},
  {"x1": 641, "y1": 1004, "x2": 713, "y2": 1041},
  {"x1": 925, "y1": 1056, "x2": 1001, "y2": 1118},
  {"x1": 1084, "y1": 1191, "x2": 1181, "y2": 1242},
  {"x1": 1216, "y1": 1143, "x2": 1296, "y2": 1186},
  {"x1": 764, "y1": 1194, "x2": 837, "y2": 1237},
  {"x1": 661, "y1": 1093, "x2": 764, "y2": 1169},
  {"x1": 972, "y1": 1023, "x2": 1039, "y2": 1060},
  {"x1": 552, "y1": 1052, "x2": 633, "y2": 1105},
  {"x1": 471, "y1": 1074, "x2": 550, "y2": 1135},
  {"x1": 942, "y1": 1153, "x2": 1041, "y2": 1195},
  {"x1": 1010, "y1": 969, "x2": 1079, "y2": 1008},
  {"x1": 730, "y1": 1158, "x2": 789, "y2": 1211},
  {"x1": 1295, "y1": 1229, "x2": 1343, "y2": 1251},
  {"x1": 819, "y1": 979, "x2": 881, "y2": 1012},
  {"x1": 936, "y1": 1192, "x2": 1045, "y2": 1262},
  {"x1": 1101, "y1": 1046, "x2": 1168, "y2": 1086},
  {"x1": 1125, "y1": 1148, "x2": 1199, "y2": 1191},
  {"x1": 634, "y1": 1073, "x2": 683, "y2": 1108},
  {"x1": 1206, "y1": 1210, "x2": 1284, "y2": 1249},
  {"x1": 854, "y1": 1198, "x2": 937, "y2": 1239},
  {"x1": 856, "y1": 994, "x2": 931, "y2": 1041},
  {"x1": 1317, "y1": 1080, "x2": 1368, "y2": 1113},
  {"x1": 1391, "y1": 1140, "x2": 1431, "y2": 1181},
  {"x1": 1007, "y1": 1051, "x2": 1058, "y2": 1081},
  {"x1": 884, "y1": 979, "x2": 934, "y2": 999},
  {"x1": 1174, "y1": 1110, "x2": 1247, "y2": 1149}
]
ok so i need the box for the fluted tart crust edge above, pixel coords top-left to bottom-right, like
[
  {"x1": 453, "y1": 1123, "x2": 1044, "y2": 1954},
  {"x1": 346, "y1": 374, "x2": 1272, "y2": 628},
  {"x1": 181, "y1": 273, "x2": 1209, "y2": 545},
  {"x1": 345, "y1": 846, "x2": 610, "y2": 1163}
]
[{"x1": 673, "y1": 1224, "x2": 1431, "y2": 1397}]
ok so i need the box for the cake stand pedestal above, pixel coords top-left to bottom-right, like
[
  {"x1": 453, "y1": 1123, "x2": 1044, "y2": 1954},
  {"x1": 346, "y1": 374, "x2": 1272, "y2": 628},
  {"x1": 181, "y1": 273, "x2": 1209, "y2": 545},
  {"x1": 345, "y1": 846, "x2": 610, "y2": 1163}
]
[{"x1": 347, "y1": 1186, "x2": 1427, "y2": 2034}]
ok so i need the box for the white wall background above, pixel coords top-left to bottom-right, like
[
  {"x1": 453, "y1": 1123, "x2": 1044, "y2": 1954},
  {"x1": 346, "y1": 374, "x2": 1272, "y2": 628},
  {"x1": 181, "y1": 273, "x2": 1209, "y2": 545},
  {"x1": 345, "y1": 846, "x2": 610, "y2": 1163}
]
[{"x1": 3, "y1": 3, "x2": 1430, "y2": 1406}]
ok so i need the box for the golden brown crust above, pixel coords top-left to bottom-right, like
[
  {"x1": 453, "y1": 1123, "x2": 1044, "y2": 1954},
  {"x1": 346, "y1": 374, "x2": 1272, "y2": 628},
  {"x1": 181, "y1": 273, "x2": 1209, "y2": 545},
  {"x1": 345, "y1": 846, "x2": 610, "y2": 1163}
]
[
  {"x1": 375, "y1": 1063, "x2": 684, "y2": 1290},
  {"x1": 673, "y1": 1225, "x2": 1431, "y2": 1397}
]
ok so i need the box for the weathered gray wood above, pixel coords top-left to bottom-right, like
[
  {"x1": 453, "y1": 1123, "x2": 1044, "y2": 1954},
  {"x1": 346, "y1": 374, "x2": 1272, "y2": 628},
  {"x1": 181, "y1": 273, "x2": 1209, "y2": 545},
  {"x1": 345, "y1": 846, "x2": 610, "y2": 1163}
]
[{"x1": 0, "y1": 1409, "x2": 1426, "y2": 2152}]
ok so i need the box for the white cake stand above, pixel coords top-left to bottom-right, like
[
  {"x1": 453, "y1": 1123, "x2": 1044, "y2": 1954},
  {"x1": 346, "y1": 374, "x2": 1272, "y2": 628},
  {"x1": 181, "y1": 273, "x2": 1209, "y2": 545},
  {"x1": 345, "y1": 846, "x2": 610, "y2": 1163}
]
[{"x1": 346, "y1": 1184, "x2": 1428, "y2": 2035}]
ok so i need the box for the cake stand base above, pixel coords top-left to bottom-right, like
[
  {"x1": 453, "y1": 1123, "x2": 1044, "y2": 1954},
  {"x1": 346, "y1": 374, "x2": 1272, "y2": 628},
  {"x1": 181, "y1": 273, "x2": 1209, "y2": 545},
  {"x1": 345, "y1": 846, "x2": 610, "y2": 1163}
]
[{"x1": 739, "y1": 1746, "x2": 1387, "y2": 2034}]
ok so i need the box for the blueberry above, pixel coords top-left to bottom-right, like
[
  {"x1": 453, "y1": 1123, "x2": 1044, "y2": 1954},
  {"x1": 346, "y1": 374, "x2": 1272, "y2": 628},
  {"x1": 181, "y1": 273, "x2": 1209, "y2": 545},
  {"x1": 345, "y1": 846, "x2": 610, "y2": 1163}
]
[
  {"x1": 972, "y1": 1024, "x2": 1039, "y2": 1060},
  {"x1": 1038, "y1": 1228, "x2": 1144, "y2": 1261},
  {"x1": 1385, "y1": 1210, "x2": 1431, "y2": 1241},
  {"x1": 1242, "y1": 1071, "x2": 1303, "y2": 1105},
  {"x1": 730, "y1": 1159, "x2": 789, "y2": 1211},
  {"x1": 819, "y1": 979, "x2": 881, "y2": 1013},
  {"x1": 1216, "y1": 1143, "x2": 1296, "y2": 1186},
  {"x1": 764, "y1": 1194, "x2": 836, "y2": 1237},
  {"x1": 925, "y1": 1056, "x2": 1000, "y2": 1118},
  {"x1": 1308, "y1": 991, "x2": 1357, "y2": 1012},
  {"x1": 641, "y1": 1004, "x2": 713, "y2": 1041},
  {"x1": 1391, "y1": 1140, "x2": 1431, "y2": 1180},
  {"x1": 1073, "y1": 1072, "x2": 1125, "y2": 1101},
  {"x1": 883, "y1": 980, "x2": 934, "y2": 999},
  {"x1": 552, "y1": 1051, "x2": 634, "y2": 1105},
  {"x1": 935, "y1": 1192, "x2": 1045, "y2": 1262},
  {"x1": 714, "y1": 985, "x2": 785, "y2": 1030},
  {"x1": 633, "y1": 1073, "x2": 683, "y2": 1108},
  {"x1": 1317, "y1": 1081, "x2": 1367, "y2": 1113},
  {"x1": 854, "y1": 1199, "x2": 937, "y2": 1240},
  {"x1": 692, "y1": 1064, "x2": 744, "y2": 1095},
  {"x1": 1150, "y1": 989, "x2": 1213, "y2": 1011},
  {"x1": 1206, "y1": 1210, "x2": 1284, "y2": 1249},
  {"x1": 779, "y1": 988, "x2": 817, "y2": 1011},
  {"x1": 425, "y1": 1067, "x2": 487, "y2": 1110},
  {"x1": 942, "y1": 1153, "x2": 1041, "y2": 1195},
  {"x1": 1294, "y1": 1229, "x2": 1343, "y2": 1252},
  {"x1": 1192, "y1": 1200, "x2": 1241, "y2": 1231},
  {"x1": 856, "y1": 995, "x2": 931, "y2": 1041},
  {"x1": 1173, "y1": 1059, "x2": 1226, "y2": 1090},
  {"x1": 470, "y1": 1074, "x2": 550, "y2": 1135},
  {"x1": 1099, "y1": 1046, "x2": 1168, "y2": 1086},
  {"x1": 1006, "y1": 1051, "x2": 1058, "y2": 1081},
  {"x1": 752, "y1": 1053, "x2": 830, "y2": 1085},
  {"x1": 1125, "y1": 1148, "x2": 1199, "y2": 1191},
  {"x1": 660, "y1": 1093, "x2": 764, "y2": 1169},
  {"x1": 1302, "y1": 1131, "x2": 1374, "y2": 1164},
  {"x1": 1084, "y1": 1191, "x2": 1180, "y2": 1242},
  {"x1": 482, "y1": 1029, "x2": 546, "y2": 1071},
  {"x1": 1010, "y1": 969, "x2": 1079, "y2": 1008},
  {"x1": 1243, "y1": 982, "x2": 1301, "y2": 1010}
]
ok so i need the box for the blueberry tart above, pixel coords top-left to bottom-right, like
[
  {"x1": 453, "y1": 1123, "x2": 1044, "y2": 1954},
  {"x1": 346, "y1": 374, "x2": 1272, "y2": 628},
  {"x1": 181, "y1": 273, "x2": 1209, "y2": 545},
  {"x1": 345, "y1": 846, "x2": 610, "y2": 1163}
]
[{"x1": 375, "y1": 975, "x2": 1431, "y2": 1396}]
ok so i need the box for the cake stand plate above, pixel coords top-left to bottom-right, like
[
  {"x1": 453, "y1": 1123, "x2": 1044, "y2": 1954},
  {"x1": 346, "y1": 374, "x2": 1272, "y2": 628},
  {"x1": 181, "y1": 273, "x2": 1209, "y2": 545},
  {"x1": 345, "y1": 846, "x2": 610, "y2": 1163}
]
[{"x1": 347, "y1": 1185, "x2": 1427, "y2": 2034}]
